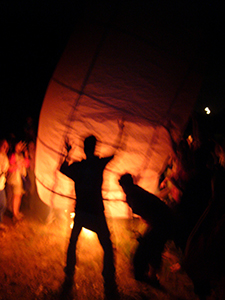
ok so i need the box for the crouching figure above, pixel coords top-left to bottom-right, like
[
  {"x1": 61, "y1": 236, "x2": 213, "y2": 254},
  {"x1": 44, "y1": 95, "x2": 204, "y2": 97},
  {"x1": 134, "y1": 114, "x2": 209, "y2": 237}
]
[{"x1": 119, "y1": 173, "x2": 175, "y2": 287}]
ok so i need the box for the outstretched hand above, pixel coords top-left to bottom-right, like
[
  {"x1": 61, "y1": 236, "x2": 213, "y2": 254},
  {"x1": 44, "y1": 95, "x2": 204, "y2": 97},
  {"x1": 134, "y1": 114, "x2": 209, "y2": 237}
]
[{"x1": 65, "y1": 138, "x2": 72, "y2": 155}]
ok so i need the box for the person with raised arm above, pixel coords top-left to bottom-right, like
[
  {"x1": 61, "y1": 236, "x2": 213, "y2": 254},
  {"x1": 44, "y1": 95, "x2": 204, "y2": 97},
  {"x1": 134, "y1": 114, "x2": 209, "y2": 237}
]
[{"x1": 60, "y1": 120, "x2": 124, "y2": 299}]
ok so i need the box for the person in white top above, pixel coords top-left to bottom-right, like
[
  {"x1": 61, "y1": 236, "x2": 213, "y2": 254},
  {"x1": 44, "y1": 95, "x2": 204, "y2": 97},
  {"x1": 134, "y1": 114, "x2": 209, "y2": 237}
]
[{"x1": 0, "y1": 139, "x2": 9, "y2": 229}]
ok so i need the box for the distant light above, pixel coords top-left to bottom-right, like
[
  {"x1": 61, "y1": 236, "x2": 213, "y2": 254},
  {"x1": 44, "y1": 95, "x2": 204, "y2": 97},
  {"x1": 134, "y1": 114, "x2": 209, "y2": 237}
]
[
  {"x1": 187, "y1": 135, "x2": 193, "y2": 146},
  {"x1": 204, "y1": 107, "x2": 211, "y2": 115}
]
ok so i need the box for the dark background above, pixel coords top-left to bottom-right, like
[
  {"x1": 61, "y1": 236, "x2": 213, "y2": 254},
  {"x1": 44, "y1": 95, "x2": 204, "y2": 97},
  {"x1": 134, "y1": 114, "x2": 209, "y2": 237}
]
[
  {"x1": 1, "y1": 0, "x2": 225, "y2": 140},
  {"x1": 1, "y1": 0, "x2": 82, "y2": 138}
]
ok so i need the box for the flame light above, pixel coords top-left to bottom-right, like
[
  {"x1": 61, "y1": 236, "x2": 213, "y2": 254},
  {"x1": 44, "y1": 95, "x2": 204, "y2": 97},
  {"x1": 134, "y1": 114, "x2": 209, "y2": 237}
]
[
  {"x1": 68, "y1": 212, "x2": 95, "y2": 238},
  {"x1": 82, "y1": 227, "x2": 96, "y2": 238}
]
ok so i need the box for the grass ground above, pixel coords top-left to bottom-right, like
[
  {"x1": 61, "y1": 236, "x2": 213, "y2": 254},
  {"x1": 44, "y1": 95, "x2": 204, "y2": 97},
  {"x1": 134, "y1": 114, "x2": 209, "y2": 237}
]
[{"x1": 0, "y1": 205, "x2": 221, "y2": 300}]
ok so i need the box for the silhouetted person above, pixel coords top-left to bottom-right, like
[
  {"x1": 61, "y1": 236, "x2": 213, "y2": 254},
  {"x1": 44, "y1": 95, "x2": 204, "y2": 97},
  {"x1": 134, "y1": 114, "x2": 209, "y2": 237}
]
[
  {"x1": 6, "y1": 140, "x2": 30, "y2": 221},
  {"x1": 182, "y1": 140, "x2": 225, "y2": 300},
  {"x1": 174, "y1": 142, "x2": 213, "y2": 252},
  {"x1": 119, "y1": 173, "x2": 174, "y2": 288},
  {"x1": 60, "y1": 124, "x2": 123, "y2": 299}
]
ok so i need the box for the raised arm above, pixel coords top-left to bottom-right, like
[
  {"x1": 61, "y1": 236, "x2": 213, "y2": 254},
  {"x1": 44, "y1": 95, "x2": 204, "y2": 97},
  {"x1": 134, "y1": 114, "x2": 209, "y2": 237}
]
[{"x1": 59, "y1": 138, "x2": 73, "y2": 174}]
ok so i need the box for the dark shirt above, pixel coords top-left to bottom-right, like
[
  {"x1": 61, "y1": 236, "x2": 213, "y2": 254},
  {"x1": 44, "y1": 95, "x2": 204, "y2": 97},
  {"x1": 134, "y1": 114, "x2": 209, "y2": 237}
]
[{"x1": 60, "y1": 155, "x2": 113, "y2": 214}]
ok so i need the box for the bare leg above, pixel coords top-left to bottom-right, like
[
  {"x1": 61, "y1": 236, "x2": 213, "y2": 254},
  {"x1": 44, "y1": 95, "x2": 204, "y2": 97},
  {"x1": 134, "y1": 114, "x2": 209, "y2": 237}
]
[{"x1": 13, "y1": 194, "x2": 23, "y2": 219}]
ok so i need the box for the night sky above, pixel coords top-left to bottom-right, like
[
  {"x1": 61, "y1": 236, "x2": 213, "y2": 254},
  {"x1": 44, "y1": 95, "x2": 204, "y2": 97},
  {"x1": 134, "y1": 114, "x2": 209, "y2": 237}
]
[
  {"x1": 1, "y1": 0, "x2": 225, "y2": 140},
  {"x1": 1, "y1": 0, "x2": 82, "y2": 138}
]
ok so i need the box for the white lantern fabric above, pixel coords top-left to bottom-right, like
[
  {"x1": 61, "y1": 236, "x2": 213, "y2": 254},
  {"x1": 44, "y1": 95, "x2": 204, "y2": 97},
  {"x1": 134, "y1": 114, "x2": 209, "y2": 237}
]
[{"x1": 35, "y1": 2, "x2": 203, "y2": 218}]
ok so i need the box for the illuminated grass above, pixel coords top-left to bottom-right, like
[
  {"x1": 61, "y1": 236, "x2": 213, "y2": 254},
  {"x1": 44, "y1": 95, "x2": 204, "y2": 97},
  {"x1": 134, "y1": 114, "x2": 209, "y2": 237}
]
[{"x1": 0, "y1": 212, "x2": 204, "y2": 300}]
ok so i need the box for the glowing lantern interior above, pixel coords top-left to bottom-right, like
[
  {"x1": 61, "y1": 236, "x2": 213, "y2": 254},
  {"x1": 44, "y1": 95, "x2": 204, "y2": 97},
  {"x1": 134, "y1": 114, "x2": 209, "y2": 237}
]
[{"x1": 35, "y1": 2, "x2": 203, "y2": 218}]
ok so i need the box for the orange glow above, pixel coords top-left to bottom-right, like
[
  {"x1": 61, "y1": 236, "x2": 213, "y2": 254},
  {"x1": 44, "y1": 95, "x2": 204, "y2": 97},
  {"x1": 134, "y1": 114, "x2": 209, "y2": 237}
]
[{"x1": 35, "y1": 17, "x2": 201, "y2": 217}]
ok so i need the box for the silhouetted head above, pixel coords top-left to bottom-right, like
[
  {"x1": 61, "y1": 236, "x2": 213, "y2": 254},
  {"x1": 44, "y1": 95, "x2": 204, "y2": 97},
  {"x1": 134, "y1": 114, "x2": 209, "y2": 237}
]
[
  {"x1": 119, "y1": 173, "x2": 135, "y2": 205},
  {"x1": 84, "y1": 135, "x2": 97, "y2": 157},
  {"x1": 119, "y1": 173, "x2": 134, "y2": 190}
]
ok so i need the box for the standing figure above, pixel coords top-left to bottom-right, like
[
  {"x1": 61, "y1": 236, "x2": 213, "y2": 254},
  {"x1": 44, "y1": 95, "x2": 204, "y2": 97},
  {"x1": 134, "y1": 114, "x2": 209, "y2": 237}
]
[
  {"x1": 0, "y1": 139, "x2": 9, "y2": 229},
  {"x1": 119, "y1": 173, "x2": 174, "y2": 287},
  {"x1": 60, "y1": 125, "x2": 123, "y2": 298},
  {"x1": 6, "y1": 140, "x2": 30, "y2": 221},
  {"x1": 182, "y1": 141, "x2": 225, "y2": 300}
]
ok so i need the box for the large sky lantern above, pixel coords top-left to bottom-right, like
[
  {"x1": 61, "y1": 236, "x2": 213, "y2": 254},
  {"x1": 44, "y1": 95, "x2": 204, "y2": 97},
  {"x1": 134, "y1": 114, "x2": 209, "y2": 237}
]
[{"x1": 35, "y1": 2, "x2": 204, "y2": 219}]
